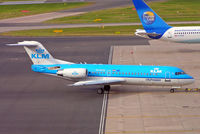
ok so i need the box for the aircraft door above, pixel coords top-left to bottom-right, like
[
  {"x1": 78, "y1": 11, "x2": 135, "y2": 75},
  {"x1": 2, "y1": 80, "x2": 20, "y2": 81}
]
[
  {"x1": 165, "y1": 72, "x2": 171, "y2": 82},
  {"x1": 167, "y1": 31, "x2": 172, "y2": 38}
]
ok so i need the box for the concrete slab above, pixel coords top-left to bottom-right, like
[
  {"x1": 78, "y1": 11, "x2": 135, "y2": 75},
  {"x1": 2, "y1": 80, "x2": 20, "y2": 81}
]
[{"x1": 105, "y1": 41, "x2": 200, "y2": 134}]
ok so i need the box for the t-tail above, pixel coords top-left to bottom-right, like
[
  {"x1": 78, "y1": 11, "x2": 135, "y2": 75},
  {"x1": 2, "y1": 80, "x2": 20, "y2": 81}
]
[
  {"x1": 132, "y1": 0, "x2": 172, "y2": 39},
  {"x1": 6, "y1": 41, "x2": 74, "y2": 65}
]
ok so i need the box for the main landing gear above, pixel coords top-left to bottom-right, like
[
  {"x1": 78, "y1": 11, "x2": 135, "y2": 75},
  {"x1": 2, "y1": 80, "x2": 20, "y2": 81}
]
[
  {"x1": 97, "y1": 85, "x2": 110, "y2": 94},
  {"x1": 170, "y1": 88, "x2": 175, "y2": 93}
]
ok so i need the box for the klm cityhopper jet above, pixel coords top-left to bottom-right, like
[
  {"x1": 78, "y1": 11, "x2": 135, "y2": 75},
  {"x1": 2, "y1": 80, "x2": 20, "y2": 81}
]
[
  {"x1": 133, "y1": 0, "x2": 200, "y2": 43},
  {"x1": 7, "y1": 41, "x2": 194, "y2": 94}
]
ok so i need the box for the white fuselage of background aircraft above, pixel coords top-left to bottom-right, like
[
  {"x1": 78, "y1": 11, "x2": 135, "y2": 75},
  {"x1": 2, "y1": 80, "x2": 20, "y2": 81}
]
[{"x1": 161, "y1": 27, "x2": 200, "y2": 43}]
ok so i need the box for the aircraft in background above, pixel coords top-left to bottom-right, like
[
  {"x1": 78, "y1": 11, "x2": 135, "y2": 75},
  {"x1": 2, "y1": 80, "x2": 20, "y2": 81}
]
[
  {"x1": 7, "y1": 41, "x2": 194, "y2": 93},
  {"x1": 132, "y1": 0, "x2": 200, "y2": 43}
]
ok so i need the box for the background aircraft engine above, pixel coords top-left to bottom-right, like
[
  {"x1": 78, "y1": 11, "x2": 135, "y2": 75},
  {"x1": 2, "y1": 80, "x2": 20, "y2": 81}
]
[{"x1": 57, "y1": 68, "x2": 87, "y2": 78}]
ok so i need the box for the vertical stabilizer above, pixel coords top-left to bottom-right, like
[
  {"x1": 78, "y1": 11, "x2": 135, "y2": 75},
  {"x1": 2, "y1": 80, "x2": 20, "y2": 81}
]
[
  {"x1": 132, "y1": 0, "x2": 172, "y2": 39},
  {"x1": 7, "y1": 41, "x2": 74, "y2": 65}
]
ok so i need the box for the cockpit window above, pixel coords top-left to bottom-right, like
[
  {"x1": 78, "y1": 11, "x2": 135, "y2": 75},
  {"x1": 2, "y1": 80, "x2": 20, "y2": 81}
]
[{"x1": 175, "y1": 72, "x2": 186, "y2": 75}]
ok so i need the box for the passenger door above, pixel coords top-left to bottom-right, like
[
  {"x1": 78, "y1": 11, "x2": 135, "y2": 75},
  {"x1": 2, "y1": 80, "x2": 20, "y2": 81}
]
[
  {"x1": 165, "y1": 72, "x2": 171, "y2": 82},
  {"x1": 167, "y1": 31, "x2": 172, "y2": 38}
]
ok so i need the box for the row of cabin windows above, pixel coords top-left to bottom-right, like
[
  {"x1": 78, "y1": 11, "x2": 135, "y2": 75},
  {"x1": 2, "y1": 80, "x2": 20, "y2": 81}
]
[
  {"x1": 174, "y1": 32, "x2": 200, "y2": 35},
  {"x1": 88, "y1": 72, "x2": 158, "y2": 76}
]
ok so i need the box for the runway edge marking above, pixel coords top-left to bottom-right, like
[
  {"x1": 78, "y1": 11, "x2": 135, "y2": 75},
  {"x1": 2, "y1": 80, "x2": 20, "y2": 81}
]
[{"x1": 98, "y1": 46, "x2": 113, "y2": 134}]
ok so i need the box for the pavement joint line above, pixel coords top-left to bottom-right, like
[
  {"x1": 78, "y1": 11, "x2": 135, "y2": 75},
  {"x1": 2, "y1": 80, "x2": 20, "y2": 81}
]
[
  {"x1": 106, "y1": 114, "x2": 200, "y2": 119},
  {"x1": 105, "y1": 129, "x2": 200, "y2": 134},
  {"x1": 98, "y1": 46, "x2": 113, "y2": 134},
  {"x1": 108, "y1": 46, "x2": 114, "y2": 65},
  {"x1": 99, "y1": 93, "x2": 108, "y2": 134}
]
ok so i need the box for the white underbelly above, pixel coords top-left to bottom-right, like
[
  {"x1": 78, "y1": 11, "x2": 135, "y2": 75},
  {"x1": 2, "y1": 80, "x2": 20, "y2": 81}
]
[
  {"x1": 84, "y1": 77, "x2": 192, "y2": 87},
  {"x1": 123, "y1": 78, "x2": 183, "y2": 86}
]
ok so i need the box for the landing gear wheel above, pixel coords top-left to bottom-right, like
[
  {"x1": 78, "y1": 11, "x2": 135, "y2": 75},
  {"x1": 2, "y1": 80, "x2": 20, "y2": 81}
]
[
  {"x1": 104, "y1": 85, "x2": 110, "y2": 94},
  {"x1": 104, "y1": 85, "x2": 110, "y2": 91},
  {"x1": 97, "y1": 88, "x2": 104, "y2": 94},
  {"x1": 170, "y1": 88, "x2": 175, "y2": 93}
]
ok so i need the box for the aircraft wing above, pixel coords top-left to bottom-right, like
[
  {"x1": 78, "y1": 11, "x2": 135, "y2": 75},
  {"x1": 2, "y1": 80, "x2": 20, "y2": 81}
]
[{"x1": 71, "y1": 78, "x2": 125, "y2": 86}]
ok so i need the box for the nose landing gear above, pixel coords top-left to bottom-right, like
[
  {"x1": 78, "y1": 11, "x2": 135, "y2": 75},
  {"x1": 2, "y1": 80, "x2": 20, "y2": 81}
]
[
  {"x1": 97, "y1": 85, "x2": 110, "y2": 94},
  {"x1": 170, "y1": 88, "x2": 175, "y2": 93}
]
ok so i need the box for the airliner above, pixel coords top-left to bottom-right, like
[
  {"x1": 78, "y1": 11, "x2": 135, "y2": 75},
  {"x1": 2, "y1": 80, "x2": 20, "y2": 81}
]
[
  {"x1": 132, "y1": 0, "x2": 200, "y2": 43},
  {"x1": 7, "y1": 41, "x2": 194, "y2": 94}
]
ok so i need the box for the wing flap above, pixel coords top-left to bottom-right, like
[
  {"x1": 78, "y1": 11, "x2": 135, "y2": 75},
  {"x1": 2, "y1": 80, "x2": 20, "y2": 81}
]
[{"x1": 71, "y1": 78, "x2": 125, "y2": 86}]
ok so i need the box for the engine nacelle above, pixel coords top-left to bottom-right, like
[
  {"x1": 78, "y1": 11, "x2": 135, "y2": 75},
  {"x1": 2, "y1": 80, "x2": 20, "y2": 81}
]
[{"x1": 57, "y1": 68, "x2": 87, "y2": 79}]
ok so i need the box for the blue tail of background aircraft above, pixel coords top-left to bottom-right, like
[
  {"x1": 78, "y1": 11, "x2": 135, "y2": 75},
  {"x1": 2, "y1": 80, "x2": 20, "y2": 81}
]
[{"x1": 132, "y1": 0, "x2": 172, "y2": 39}]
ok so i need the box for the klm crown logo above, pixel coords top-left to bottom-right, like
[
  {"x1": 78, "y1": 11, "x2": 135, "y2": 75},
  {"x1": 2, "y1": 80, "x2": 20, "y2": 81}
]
[
  {"x1": 36, "y1": 48, "x2": 44, "y2": 54},
  {"x1": 31, "y1": 48, "x2": 49, "y2": 59},
  {"x1": 72, "y1": 71, "x2": 79, "y2": 76}
]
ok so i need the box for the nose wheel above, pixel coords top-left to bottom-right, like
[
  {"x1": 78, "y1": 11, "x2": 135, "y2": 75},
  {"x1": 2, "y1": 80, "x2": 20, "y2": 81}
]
[
  {"x1": 97, "y1": 85, "x2": 110, "y2": 94},
  {"x1": 170, "y1": 88, "x2": 175, "y2": 93}
]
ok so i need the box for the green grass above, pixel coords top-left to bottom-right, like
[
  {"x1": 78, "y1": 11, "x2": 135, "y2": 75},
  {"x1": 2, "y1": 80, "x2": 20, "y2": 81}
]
[
  {"x1": 45, "y1": 0, "x2": 200, "y2": 24},
  {"x1": 1, "y1": 24, "x2": 200, "y2": 37},
  {"x1": 0, "y1": 2, "x2": 92, "y2": 20},
  {"x1": 0, "y1": 26, "x2": 142, "y2": 36}
]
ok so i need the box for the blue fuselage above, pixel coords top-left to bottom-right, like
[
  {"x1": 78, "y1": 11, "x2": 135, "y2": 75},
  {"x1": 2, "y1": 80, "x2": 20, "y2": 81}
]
[{"x1": 31, "y1": 64, "x2": 193, "y2": 80}]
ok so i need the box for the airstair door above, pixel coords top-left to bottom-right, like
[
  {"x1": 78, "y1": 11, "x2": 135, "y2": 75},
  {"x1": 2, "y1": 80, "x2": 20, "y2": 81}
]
[
  {"x1": 165, "y1": 72, "x2": 171, "y2": 82},
  {"x1": 167, "y1": 32, "x2": 172, "y2": 38}
]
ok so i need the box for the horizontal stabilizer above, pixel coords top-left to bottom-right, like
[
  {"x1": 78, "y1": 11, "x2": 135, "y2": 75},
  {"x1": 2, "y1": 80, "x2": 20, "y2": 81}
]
[
  {"x1": 138, "y1": 32, "x2": 161, "y2": 37},
  {"x1": 6, "y1": 43, "x2": 37, "y2": 47},
  {"x1": 71, "y1": 78, "x2": 125, "y2": 86},
  {"x1": 6, "y1": 41, "x2": 41, "y2": 47},
  {"x1": 135, "y1": 29, "x2": 161, "y2": 38}
]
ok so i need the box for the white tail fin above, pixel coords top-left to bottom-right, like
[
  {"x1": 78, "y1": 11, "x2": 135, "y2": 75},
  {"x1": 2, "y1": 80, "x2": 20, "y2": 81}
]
[{"x1": 7, "y1": 41, "x2": 74, "y2": 65}]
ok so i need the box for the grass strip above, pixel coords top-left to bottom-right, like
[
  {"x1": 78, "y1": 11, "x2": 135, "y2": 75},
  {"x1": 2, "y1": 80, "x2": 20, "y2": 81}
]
[
  {"x1": 45, "y1": 0, "x2": 200, "y2": 24},
  {"x1": 0, "y1": 2, "x2": 92, "y2": 20},
  {"x1": 1, "y1": 24, "x2": 200, "y2": 37}
]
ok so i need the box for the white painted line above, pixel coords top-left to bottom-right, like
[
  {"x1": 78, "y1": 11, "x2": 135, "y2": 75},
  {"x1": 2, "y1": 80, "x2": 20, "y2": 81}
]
[
  {"x1": 99, "y1": 93, "x2": 108, "y2": 134},
  {"x1": 98, "y1": 46, "x2": 113, "y2": 134},
  {"x1": 108, "y1": 46, "x2": 114, "y2": 65}
]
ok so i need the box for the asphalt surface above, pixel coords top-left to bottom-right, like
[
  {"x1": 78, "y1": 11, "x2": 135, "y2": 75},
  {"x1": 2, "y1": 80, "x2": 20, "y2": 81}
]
[{"x1": 0, "y1": 36, "x2": 149, "y2": 134}]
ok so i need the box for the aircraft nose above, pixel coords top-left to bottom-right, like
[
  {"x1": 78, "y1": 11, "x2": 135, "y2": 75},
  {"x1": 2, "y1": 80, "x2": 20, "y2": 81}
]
[
  {"x1": 190, "y1": 78, "x2": 195, "y2": 84},
  {"x1": 187, "y1": 75, "x2": 195, "y2": 84}
]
